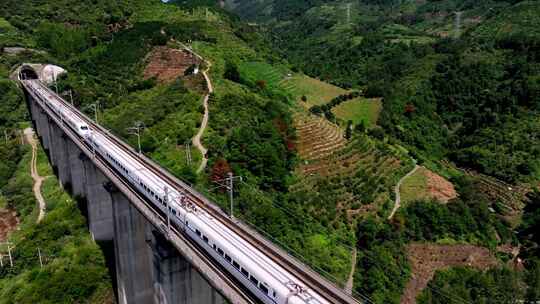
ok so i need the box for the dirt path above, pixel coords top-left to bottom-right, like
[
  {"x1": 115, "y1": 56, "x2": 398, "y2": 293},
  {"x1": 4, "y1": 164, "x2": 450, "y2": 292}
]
[
  {"x1": 24, "y1": 128, "x2": 47, "y2": 223},
  {"x1": 388, "y1": 164, "x2": 420, "y2": 220},
  {"x1": 176, "y1": 42, "x2": 213, "y2": 174},
  {"x1": 193, "y1": 66, "x2": 213, "y2": 174},
  {"x1": 344, "y1": 247, "x2": 357, "y2": 295}
]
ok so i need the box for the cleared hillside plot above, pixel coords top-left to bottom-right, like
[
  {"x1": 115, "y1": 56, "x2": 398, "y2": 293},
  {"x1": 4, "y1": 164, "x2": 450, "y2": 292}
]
[
  {"x1": 332, "y1": 97, "x2": 382, "y2": 127},
  {"x1": 284, "y1": 74, "x2": 347, "y2": 106},
  {"x1": 238, "y1": 61, "x2": 284, "y2": 90},
  {"x1": 402, "y1": 243, "x2": 498, "y2": 304},
  {"x1": 291, "y1": 113, "x2": 411, "y2": 224},
  {"x1": 400, "y1": 167, "x2": 457, "y2": 204},
  {"x1": 144, "y1": 46, "x2": 201, "y2": 84},
  {"x1": 0, "y1": 207, "x2": 18, "y2": 242}
]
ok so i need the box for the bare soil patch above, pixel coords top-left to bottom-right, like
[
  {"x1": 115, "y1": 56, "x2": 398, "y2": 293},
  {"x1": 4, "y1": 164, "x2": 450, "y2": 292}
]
[
  {"x1": 0, "y1": 208, "x2": 19, "y2": 242},
  {"x1": 144, "y1": 46, "x2": 201, "y2": 84},
  {"x1": 424, "y1": 169, "x2": 457, "y2": 203},
  {"x1": 401, "y1": 167, "x2": 457, "y2": 204},
  {"x1": 402, "y1": 243, "x2": 498, "y2": 304}
]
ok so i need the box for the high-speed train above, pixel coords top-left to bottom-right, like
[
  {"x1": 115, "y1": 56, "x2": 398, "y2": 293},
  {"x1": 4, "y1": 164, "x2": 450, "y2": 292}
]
[{"x1": 23, "y1": 79, "x2": 332, "y2": 304}]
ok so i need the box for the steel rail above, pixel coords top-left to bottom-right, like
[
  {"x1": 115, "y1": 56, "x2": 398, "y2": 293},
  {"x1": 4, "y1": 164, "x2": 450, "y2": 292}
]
[
  {"x1": 21, "y1": 81, "x2": 257, "y2": 304},
  {"x1": 32, "y1": 80, "x2": 361, "y2": 304}
]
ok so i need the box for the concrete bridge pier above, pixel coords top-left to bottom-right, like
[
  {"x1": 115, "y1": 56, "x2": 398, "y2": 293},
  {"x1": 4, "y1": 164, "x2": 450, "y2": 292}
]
[
  {"x1": 150, "y1": 233, "x2": 225, "y2": 304},
  {"x1": 33, "y1": 106, "x2": 51, "y2": 152},
  {"x1": 46, "y1": 121, "x2": 59, "y2": 167},
  {"x1": 51, "y1": 124, "x2": 72, "y2": 188},
  {"x1": 67, "y1": 140, "x2": 86, "y2": 198},
  {"x1": 83, "y1": 159, "x2": 114, "y2": 241},
  {"x1": 111, "y1": 190, "x2": 154, "y2": 304}
]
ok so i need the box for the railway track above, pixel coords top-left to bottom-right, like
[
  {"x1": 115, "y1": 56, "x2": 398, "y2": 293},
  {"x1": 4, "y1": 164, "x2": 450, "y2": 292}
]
[
  {"x1": 29, "y1": 80, "x2": 361, "y2": 304},
  {"x1": 23, "y1": 80, "x2": 257, "y2": 304}
]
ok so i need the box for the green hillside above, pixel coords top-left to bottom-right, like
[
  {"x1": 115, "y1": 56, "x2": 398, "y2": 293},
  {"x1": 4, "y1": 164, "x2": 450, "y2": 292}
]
[
  {"x1": 1, "y1": 0, "x2": 539, "y2": 303},
  {"x1": 224, "y1": 0, "x2": 540, "y2": 303}
]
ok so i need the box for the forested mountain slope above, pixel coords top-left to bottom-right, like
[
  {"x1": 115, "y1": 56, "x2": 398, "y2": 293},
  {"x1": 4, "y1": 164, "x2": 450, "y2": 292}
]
[
  {"x1": 222, "y1": 0, "x2": 540, "y2": 303},
  {"x1": 1, "y1": 0, "x2": 539, "y2": 303}
]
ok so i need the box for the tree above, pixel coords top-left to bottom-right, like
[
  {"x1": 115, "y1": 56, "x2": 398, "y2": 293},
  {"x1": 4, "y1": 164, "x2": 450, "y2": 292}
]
[
  {"x1": 345, "y1": 120, "x2": 353, "y2": 139},
  {"x1": 211, "y1": 158, "x2": 231, "y2": 184},
  {"x1": 255, "y1": 79, "x2": 267, "y2": 90},
  {"x1": 355, "y1": 120, "x2": 367, "y2": 133},
  {"x1": 368, "y1": 127, "x2": 385, "y2": 140},
  {"x1": 224, "y1": 61, "x2": 240, "y2": 82}
]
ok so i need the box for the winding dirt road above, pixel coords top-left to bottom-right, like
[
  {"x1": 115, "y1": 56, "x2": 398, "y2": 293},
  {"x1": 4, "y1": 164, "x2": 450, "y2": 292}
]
[
  {"x1": 24, "y1": 128, "x2": 47, "y2": 223},
  {"x1": 181, "y1": 45, "x2": 213, "y2": 174},
  {"x1": 388, "y1": 164, "x2": 420, "y2": 220},
  {"x1": 193, "y1": 67, "x2": 213, "y2": 174}
]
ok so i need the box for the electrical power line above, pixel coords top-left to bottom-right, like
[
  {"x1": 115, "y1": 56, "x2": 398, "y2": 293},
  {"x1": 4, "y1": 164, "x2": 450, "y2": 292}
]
[{"x1": 231, "y1": 180, "x2": 473, "y2": 304}]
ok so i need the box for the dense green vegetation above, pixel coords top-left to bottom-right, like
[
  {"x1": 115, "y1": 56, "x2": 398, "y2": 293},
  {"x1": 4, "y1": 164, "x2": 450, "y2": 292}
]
[
  {"x1": 1, "y1": 0, "x2": 539, "y2": 303},
  {"x1": 418, "y1": 190, "x2": 540, "y2": 303},
  {"x1": 229, "y1": 0, "x2": 540, "y2": 184},
  {"x1": 354, "y1": 174, "x2": 516, "y2": 303},
  {"x1": 222, "y1": 0, "x2": 540, "y2": 302},
  {"x1": 418, "y1": 266, "x2": 524, "y2": 304},
  {"x1": 0, "y1": 144, "x2": 112, "y2": 303}
]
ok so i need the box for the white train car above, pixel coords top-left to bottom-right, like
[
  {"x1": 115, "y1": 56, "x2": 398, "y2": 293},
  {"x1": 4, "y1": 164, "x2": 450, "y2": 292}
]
[{"x1": 23, "y1": 79, "x2": 331, "y2": 304}]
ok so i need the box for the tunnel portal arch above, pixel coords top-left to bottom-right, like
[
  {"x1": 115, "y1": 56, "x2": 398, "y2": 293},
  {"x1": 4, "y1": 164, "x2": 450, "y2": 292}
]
[{"x1": 19, "y1": 66, "x2": 39, "y2": 80}]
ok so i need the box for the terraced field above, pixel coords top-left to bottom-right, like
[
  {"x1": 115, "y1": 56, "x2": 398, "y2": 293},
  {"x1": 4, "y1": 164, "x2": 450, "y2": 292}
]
[
  {"x1": 331, "y1": 97, "x2": 382, "y2": 127},
  {"x1": 283, "y1": 74, "x2": 348, "y2": 107},
  {"x1": 291, "y1": 113, "x2": 411, "y2": 225},
  {"x1": 440, "y1": 160, "x2": 529, "y2": 225}
]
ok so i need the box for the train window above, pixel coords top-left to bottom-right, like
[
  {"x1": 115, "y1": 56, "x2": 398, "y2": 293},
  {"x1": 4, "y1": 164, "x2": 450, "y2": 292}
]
[
  {"x1": 212, "y1": 244, "x2": 216, "y2": 250},
  {"x1": 249, "y1": 276, "x2": 259, "y2": 286},
  {"x1": 232, "y1": 261, "x2": 240, "y2": 270},
  {"x1": 240, "y1": 268, "x2": 249, "y2": 277},
  {"x1": 273, "y1": 291, "x2": 276, "y2": 298},
  {"x1": 81, "y1": 126, "x2": 88, "y2": 130},
  {"x1": 202, "y1": 235, "x2": 208, "y2": 243},
  {"x1": 217, "y1": 248, "x2": 224, "y2": 256},
  {"x1": 172, "y1": 210, "x2": 177, "y2": 215},
  {"x1": 260, "y1": 284, "x2": 269, "y2": 294},
  {"x1": 196, "y1": 229, "x2": 201, "y2": 236},
  {"x1": 224, "y1": 254, "x2": 232, "y2": 263}
]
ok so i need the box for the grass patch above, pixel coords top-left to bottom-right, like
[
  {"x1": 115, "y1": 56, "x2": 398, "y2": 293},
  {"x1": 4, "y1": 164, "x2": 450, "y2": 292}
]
[
  {"x1": 238, "y1": 61, "x2": 284, "y2": 90},
  {"x1": 400, "y1": 167, "x2": 428, "y2": 204},
  {"x1": 36, "y1": 147, "x2": 52, "y2": 177},
  {"x1": 284, "y1": 74, "x2": 347, "y2": 106},
  {"x1": 332, "y1": 97, "x2": 382, "y2": 127}
]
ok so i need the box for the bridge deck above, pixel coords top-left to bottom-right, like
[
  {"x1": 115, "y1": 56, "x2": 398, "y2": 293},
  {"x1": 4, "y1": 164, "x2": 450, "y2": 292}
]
[{"x1": 22, "y1": 78, "x2": 361, "y2": 304}]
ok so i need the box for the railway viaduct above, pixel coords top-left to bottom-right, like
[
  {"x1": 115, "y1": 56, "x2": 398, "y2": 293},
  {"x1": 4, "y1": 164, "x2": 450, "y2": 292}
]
[
  {"x1": 16, "y1": 64, "x2": 361, "y2": 304},
  {"x1": 18, "y1": 64, "x2": 243, "y2": 304}
]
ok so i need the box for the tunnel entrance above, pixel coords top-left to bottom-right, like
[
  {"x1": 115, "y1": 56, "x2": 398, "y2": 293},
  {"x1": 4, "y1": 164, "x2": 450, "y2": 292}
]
[{"x1": 19, "y1": 67, "x2": 39, "y2": 80}]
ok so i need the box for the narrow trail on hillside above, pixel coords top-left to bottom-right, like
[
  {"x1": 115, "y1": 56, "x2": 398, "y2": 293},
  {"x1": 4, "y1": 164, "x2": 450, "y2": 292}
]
[
  {"x1": 344, "y1": 247, "x2": 357, "y2": 295},
  {"x1": 179, "y1": 43, "x2": 213, "y2": 174},
  {"x1": 388, "y1": 164, "x2": 420, "y2": 220},
  {"x1": 193, "y1": 65, "x2": 213, "y2": 174},
  {"x1": 24, "y1": 128, "x2": 47, "y2": 223}
]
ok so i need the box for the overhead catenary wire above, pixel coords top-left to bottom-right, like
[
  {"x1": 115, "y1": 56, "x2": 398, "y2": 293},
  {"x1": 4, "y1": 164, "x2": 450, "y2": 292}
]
[{"x1": 234, "y1": 180, "x2": 473, "y2": 304}]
